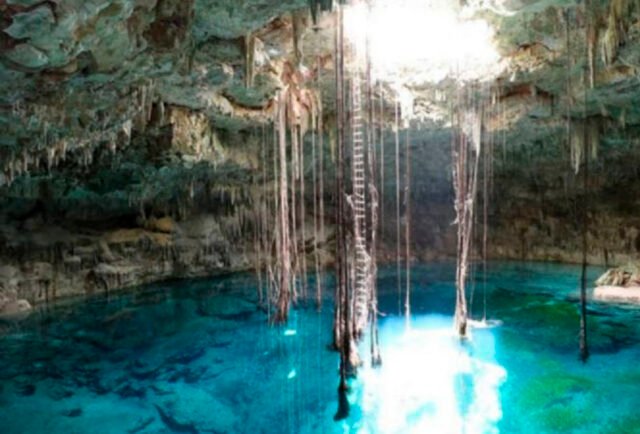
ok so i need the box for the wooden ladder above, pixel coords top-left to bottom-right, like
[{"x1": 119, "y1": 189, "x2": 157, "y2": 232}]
[{"x1": 351, "y1": 72, "x2": 370, "y2": 335}]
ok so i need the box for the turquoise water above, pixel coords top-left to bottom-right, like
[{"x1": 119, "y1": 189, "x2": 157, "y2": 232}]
[{"x1": 1, "y1": 262, "x2": 639, "y2": 433}]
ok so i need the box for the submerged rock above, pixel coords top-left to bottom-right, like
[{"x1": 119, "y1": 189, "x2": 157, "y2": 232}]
[
  {"x1": 154, "y1": 404, "x2": 198, "y2": 434},
  {"x1": 155, "y1": 386, "x2": 238, "y2": 433},
  {"x1": 127, "y1": 416, "x2": 155, "y2": 434},
  {"x1": 196, "y1": 294, "x2": 256, "y2": 319},
  {"x1": 166, "y1": 347, "x2": 206, "y2": 366},
  {"x1": 62, "y1": 408, "x2": 83, "y2": 418},
  {"x1": 45, "y1": 384, "x2": 74, "y2": 401},
  {"x1": 116, "y1": 384, "x2": 147, "y2": 399},
  {"x1": 0, "y1": 299, "x2": 32, "y2": 321},
  {"x1": 14, "y1": 381, "x2": 36, "y2": 397}
]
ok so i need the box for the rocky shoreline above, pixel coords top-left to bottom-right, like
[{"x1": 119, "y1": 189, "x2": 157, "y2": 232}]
[{"x1": 0, "y1": 215, "x2": 251, "y2": 320}]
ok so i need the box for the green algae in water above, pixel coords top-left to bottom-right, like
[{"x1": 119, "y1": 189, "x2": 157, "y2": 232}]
[
  {"x1": 538, "y1": 404, "x2": 596, "y2": 432},
  {"x1": 489, "y1": 285, "x2": 639, "y2": 356},
  {"x1": 519, "y1": 374, "x2": 593, "y2": 409},
  {"x1": 0, "y1": 262, "x2": 639, "y2": 433}
]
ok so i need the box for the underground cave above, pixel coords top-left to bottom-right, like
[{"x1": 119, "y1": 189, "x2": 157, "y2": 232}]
[{"x1": 1, "y1": 0, "x2": 640, "y2": 433}]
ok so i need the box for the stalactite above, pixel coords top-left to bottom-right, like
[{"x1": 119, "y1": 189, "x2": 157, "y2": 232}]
[
  {"x1": 586, "y1": 3, "x2": 597, "y2": 89},
  {"x1": 291, "y1": 10, "x2": 305, "y2": 66},
  {"x1": 601, "y1": 0, "x2": 636, "y2": 66},
  {"x1": 571, "y1": 121, "x2": 599, "y2": 174},
  {"x1": 564, "y1": 8, "x2": 573, "y2": 172},
  {"x1": 122, "y1": 120, "x2": 133, "y2": 147},
  {"x1": 570, "y1": 124, "x2": 584, "y2": 174},
  {"x1": 245, "y1": 33, "x2": 257, "y2": 88},
  {"x1": 159, "y1": 101, "x2": 166, "y2": 125}
]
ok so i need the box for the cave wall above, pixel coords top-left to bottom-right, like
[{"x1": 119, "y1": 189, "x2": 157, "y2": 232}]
[
  {"x1": 2, "y1": 0, "x2": 640, "y2": 314},
  {"x1": 0, "y1": 103, "x2": 260, "y2": 315},
  {"x1": 487, "y1": 124, "x2": 640, "y2": 266},
  {"x1": 377, "y1": 126, "x2": 457, "y2": 262},
  {"x1": 396, "y1": 122, "x2": 640, "y2": 268},
  {"x1": 0, "y1": 0, "x2": 309, "y2": 314}
]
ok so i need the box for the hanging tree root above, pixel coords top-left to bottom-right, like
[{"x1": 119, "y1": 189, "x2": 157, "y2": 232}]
[
  {"x1": 334, "y1": 379, "x2": 350, "y2": 421},
  {"x1": 452, "y1": 103, "x2": 482, "y2": 339}
]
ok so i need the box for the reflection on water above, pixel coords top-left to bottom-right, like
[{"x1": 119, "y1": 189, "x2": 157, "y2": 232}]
[{"x1": 355, "y1": 316, "x2": 506, "y2": 434}]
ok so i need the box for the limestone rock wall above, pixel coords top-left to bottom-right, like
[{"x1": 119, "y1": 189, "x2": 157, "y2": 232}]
[
  {"x1": 0, "y1": 214, "x2": 251, "y2": 316},
  {"x1": 485, "y1": 126, "x2": 640, "y2": 267},
  {"x1": 376, "y1": 123, "x2": 640, "y2": 268}
]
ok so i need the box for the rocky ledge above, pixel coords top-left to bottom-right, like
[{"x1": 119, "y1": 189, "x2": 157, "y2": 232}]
[
  {"x1": 594, "y1": 265, "x2": 640, "y2": 304},
  {"x1": 0, "y1": 214, "x2": 251, "y2": 320}
]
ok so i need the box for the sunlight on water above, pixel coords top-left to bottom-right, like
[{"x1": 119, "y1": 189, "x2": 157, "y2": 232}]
[
  {"x1": 2, "y1": 263, "x2": 639, "y2": 434},
  {"x1": 355, "y1": 316, "x2": 506, "y2": 434}
]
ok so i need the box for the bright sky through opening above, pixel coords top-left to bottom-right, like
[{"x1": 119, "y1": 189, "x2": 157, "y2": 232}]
[{"x1": 345, "y1": 0, "x2": 504, "y2": 83}]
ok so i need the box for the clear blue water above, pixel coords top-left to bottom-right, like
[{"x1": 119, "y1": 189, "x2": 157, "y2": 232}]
[{"x1": 1, "y1": 261, "x2": 639, "y2": 433}]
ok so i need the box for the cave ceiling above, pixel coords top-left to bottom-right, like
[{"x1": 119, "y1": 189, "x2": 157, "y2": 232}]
[{"x1": 0, "y1": 0, "x2": 639, "y2": 215}]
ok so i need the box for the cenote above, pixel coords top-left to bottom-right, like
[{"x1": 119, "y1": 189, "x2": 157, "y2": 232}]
[
  {"x1": 2, "y1": 262, "x2": 640, "y2": 433},
  {"x1": 3, "y1": 0, "x2": 640, "y2": 433}
]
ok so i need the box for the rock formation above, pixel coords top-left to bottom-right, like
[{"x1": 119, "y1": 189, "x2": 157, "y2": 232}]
[{"x1": 2, "y1": 0, "x2": 640, "y2": 313}]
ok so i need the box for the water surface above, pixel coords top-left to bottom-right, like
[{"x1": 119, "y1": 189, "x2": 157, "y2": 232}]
[{"x1": 1, "y1": 261, "x2": 638, "y2": 433}]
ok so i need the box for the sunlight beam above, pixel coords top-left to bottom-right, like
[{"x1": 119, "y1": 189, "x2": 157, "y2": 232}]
[{"x1": 345, "y1": 0, "x2": 505, "y2": 84}]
